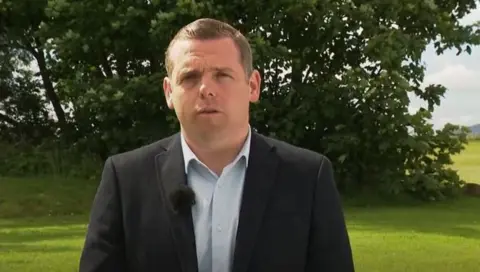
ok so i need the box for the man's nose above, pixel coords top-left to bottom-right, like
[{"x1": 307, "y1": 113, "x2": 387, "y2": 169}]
[{"x1": 199, "y1": 76, "x2": 216, "y2": 98}]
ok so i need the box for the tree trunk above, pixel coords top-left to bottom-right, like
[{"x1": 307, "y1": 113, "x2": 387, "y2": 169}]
[
  {"x1": 33, "y1": 44, "x2": 67, "y2": 131},
  {"x1": 149, "y1": 54, "x2": 159, "y2": 74}
]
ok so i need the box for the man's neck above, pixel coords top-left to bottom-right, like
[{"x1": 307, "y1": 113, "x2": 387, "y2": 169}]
[{"x1": 182, "y1": 125, "x2": 250, "y2": 176}]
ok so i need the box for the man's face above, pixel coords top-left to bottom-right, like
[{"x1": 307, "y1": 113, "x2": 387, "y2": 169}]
[{"x1": 163, "y1": 37, "x2": 261, "y2": 137}]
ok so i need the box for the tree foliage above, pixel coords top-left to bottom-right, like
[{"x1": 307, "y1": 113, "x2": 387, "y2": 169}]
[{"x1": 1, "y1": 0, "x2": 479, "y2": 200}]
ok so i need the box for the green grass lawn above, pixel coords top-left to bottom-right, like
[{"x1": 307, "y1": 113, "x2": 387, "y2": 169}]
[
  {"x1": 0, "y1": 216, "x2": 87, "y2": 272},
  {"x1": 1, "y1": 198, "x2": 479, "y2": 272},
  {"x1": 0, "y1": 141, "x2": 479, "y2": 271}
]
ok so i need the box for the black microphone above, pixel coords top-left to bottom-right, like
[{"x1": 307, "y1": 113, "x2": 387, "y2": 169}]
[{"x1": 169, "y1": 184, "x2": 196, "y2": 215}]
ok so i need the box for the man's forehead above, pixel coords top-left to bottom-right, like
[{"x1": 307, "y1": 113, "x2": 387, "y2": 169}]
[
  {"x1": 174, "y1": 56, "x2": 229, "y2": 75},
  {"x1": 170, "y1": 40, "x2": 240, "y2": 73},
  {"x1": 169, "y1": 39, "x2": 193, "y2": 58},
  {"x1": 170, "y1": 39, "x2": 233, "y2": 58}
]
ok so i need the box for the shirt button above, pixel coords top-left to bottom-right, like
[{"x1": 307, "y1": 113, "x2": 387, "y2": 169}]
[{"x1": 217, "y1": 225, "x2": 222, "y2": 232}]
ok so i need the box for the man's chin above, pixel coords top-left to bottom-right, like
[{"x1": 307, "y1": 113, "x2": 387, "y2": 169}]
[
  {"x1": 194, "y1": 121, "x2": 228, "y2": 133},
  {"x1": 195, "y1": 113, "x2": 224, "y2": 123}
]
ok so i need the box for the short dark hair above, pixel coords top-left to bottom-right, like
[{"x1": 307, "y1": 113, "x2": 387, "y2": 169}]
[{"x1": 165, "y1": 18, "x2": 253, "y2": 77}]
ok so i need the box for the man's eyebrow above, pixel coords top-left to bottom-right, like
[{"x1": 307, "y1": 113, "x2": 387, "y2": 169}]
[
  {"x1": 178, "y1": 68, "x2": 202, "y2": 77},
  {"x1": 178, "y1": 67, "x2": 200, "y2": 75},
  {"x1": 176, "y1": 68, "x2": 201, "y2": 80},
  {"x1": 175, "y1": 67, "x2": 234, "y2": 82},
  {"x1": 212, "y1": 67, "x2": 235, "y2": 73}
]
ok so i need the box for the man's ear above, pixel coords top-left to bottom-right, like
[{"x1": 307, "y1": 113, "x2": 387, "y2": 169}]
[
  {"x1": 248, "y1": 69, "x2": 261, "y2": 103},
  {"x1": 163, "y1": 77, "x2": 174, "y2": 109}
]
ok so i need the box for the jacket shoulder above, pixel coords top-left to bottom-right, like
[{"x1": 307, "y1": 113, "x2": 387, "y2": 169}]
[
  {"x1": 258, "y1": 133, "x2": 331, "y2": 166},
  {"x1": 108, "y1": 133, "x2": 178, "y2": 167}
]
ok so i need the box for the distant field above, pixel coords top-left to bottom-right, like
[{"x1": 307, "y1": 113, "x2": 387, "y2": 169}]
[{"x1": 452, "y1": 140, "x2": 480, "y2": 184}]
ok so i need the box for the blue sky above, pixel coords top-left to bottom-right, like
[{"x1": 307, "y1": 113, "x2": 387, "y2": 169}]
[{"x1": 410, "y1": 7, "x2": 480, "y2": 128}]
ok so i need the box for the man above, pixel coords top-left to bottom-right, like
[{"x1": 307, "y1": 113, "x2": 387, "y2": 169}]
[{"x1": 79, "y1": 18, "x2": 354, "y2": 272}]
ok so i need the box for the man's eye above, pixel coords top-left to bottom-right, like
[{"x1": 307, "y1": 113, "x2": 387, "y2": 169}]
[
  {"x1": 181, "y1": 74, "x2": 196, "y2": 83},
  {"x1": 217, "y1": 73, "x2": 230, "y2": 78}
]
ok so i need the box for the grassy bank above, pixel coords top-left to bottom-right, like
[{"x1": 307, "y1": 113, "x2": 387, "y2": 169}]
[{"x1": 0, "y1": 176, "x2": 98, "y2": 218}]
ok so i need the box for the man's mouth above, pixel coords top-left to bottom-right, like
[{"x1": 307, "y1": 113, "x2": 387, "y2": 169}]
[{"x1": 198, "y1": 109, "x2": 219, "y2": 114}]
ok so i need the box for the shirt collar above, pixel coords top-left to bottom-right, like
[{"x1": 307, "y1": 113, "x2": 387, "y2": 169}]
[{"x1": 180, "y1": 126, "x2": 252, "y2": 173}]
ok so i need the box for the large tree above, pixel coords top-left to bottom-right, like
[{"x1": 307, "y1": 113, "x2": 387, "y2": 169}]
[
  {"x1": 1, "y1": 0, "x2": 67, "y2": 134},
  {"x1": 1, "y1": 0, "x2": 478, "y2": 200}
]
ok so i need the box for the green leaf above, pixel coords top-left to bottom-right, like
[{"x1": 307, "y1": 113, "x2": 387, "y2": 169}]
[
  {"x1": 466, "y1": 45, "x2": 472, "y2": 55},
  {"x1": 338, "y1": 154, "x2": 348, "y2": 164}
]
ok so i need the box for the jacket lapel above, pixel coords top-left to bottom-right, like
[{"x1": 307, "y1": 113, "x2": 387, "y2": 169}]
[
  {"x1": 155, "y1": 134, "x2": 198, "y2": 272},
  {"x1": 232, "y1": 132, "x2": 280, "y2": 272}
]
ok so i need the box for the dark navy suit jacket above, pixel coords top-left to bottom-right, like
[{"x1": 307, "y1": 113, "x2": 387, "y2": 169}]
[{"x1": 79, "y1": 132, "x2": 355, "y2": 272}]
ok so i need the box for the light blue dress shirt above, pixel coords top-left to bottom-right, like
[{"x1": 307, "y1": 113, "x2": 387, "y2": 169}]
[{"x1": 180, "y1": 128, "x2": 251, "y2": 272}]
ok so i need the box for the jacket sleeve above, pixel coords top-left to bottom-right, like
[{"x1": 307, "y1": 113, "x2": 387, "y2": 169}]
[
  {"x1": 79, "y1": 156, "x2": 127, "y2": 272},
  {"x1": 305, "y1": 155, "x2": 355, "y2": 272}
]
